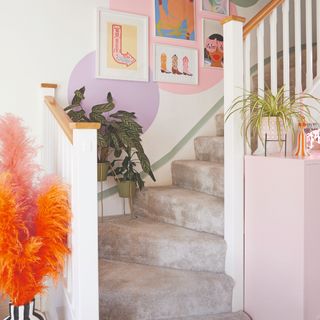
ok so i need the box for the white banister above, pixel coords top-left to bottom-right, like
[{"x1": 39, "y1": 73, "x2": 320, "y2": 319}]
[
  {"x1": 270, "y1": 8, "x2": 278, "y2": 95},
  {"x1": 294, "y1": 0, "x2": 302, "y2": 94},
  {"x1": 305, "y1": 0, "x2": 313, "y2": 89},
  {"x1": 317, "y1": 0, "x2": 320, "y2": 77},
  {"x1": 257, "y1": 21, "x2": 265, "y2": 95},
  {"x1": 282, "y1": 0, "x2": 290, "y2": 96},
  {"x1": 41, "y1": 85, "x2": 99, "y2": 320},
  {"x1": 222, "y1": 15, "x2": 245, "y2": 311},
  {"x1": 244, "y1": 34, "x2": 251, "y2": 155}
]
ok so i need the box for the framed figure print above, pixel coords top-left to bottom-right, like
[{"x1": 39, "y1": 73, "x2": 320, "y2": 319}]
[
  {"x1": 96, "y1": 9, "x2": 148, "y2": 81},
  {"x1": 202, "y1": 0, "x2": 229, "y2": 16},
  {"x1": 154, "y1": 0, "x2": 196, "y2": 41},
  {"x1": 203, "y1": 19, "x2": 224, "y2": 68},
  {"x1": 154, "y1": 44, "x2": 198, "y2": 85}
]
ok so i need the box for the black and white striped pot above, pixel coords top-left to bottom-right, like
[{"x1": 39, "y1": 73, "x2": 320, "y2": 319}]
[{"x1": 3, "y1": 300, "x2": 46, "y2": 320}]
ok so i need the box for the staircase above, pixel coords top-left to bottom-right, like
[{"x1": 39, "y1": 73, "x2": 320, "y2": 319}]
[{"x1": 99, "y1": 114, "x2": 250, "y2": 320}]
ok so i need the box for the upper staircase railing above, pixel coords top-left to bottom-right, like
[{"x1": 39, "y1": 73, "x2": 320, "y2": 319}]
[
  {"x1": 222, "y1": 0, "x2": 319, "y2": 312},
  {"x1": 41, "y1": 83, "x2": 100, "y2": 320}
]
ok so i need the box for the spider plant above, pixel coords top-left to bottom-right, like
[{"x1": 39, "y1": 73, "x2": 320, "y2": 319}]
[{"x1": 225, "y1": 86, "x2": 320, "y2": 147}]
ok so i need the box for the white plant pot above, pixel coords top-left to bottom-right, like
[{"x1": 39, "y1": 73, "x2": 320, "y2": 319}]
[{"x1": 255, "y1": 117, "x2": 287, "y2": 156}]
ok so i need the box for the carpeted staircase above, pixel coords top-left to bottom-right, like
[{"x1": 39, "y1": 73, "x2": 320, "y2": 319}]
[{"x1": 98, "y1": 113, "x2": 250, "y2": 320}]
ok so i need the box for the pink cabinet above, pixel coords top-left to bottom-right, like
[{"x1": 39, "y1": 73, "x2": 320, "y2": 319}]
[{"x1": 245, "y1": 154, "x2": 320, "y2": 320}]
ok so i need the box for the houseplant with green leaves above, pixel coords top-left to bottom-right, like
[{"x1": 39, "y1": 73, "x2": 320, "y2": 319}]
[
  {"x1": 225, "y1": 86, "x2": 320, "y2": 154},
  {"x1": 65, "y1": 87, "x2": 153, "y2": 181}
]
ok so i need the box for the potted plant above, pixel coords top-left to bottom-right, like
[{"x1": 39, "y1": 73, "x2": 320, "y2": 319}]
[
  {"x1": 65, "y1": 87, "x2": 146, "y2": 181},
  {"x1": 0, "y1": 114, "x2": 71, "y2": 319},
  {"x1": 225, "y1": 86, "x2": 320, "y2": 154},
  {"x1": 109, "y1": 147, "x2": 155, "y2": 217}
]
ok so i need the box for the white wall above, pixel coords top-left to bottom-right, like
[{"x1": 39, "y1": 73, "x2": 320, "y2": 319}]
[{"x1": 0, "y1": 0, "x2": 107, "y2": 140}]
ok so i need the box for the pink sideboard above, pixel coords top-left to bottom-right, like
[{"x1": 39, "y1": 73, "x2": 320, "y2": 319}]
[{"x1": 245, "y1": 154, "x2": 320, "y2": 320}]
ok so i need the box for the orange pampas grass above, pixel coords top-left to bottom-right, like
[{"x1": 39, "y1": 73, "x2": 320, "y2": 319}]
[{"x1": 0, "y1": 114, "x2": 71, "y2": 306}]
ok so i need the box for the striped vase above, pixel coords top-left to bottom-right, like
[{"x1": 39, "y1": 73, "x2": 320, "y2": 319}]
[{"x1": 3, "y1": 300, "x2": 46, "y2": 320}]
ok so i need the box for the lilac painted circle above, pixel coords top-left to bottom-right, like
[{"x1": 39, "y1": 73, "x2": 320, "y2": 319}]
[{"x1": 68, "y1": 52, "x2": 160, "y2": 132}]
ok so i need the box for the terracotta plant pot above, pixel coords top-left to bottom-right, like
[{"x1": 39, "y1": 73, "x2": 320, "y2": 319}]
[
  {"x1": 4, "y1": 300, "x2": 46, "y2": 320},
  {"x1": 97, "y1": 162, "x2": 110, "y2": 182},
  {"x1": 117, "y1": 181, "x2": 136, "y2": 198}
]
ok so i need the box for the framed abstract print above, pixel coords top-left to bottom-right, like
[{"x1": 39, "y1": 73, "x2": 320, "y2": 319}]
[
  {"x1": 96, "y1": 9, "x2": 148, "y2": 81},
  {"x1": 154, "y1": 44, "x2": 198, "y2": 85},
  {"x1": 202, "y1": 19, "x2": 224, "y2": 68}
]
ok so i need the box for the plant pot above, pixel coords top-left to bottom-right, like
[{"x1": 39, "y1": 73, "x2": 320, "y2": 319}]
[
  {"x1": 117, "y1": 181, "x2": 136, "y2": 198},
  {"x1": 255, "y1": 117, "x2": 287, "y2": 155},
  {"x1": 97, "y1": 162, "x2": 110, "y2": 182},
  {"x1": 4, "y1": 300, "x2": 46, "y2": 320}
]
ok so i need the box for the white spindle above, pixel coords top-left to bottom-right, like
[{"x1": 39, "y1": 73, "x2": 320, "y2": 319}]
[
  {"x1": 282, "y1": 0, "x2": 290, "y2": 96},
  {"x1": 244, "y1": 34, "x2": 251, "y2": 93},
  {"x1": 270, "y1": 9, "x2": 278, "y2": 95},
  {"x1": 294, "y1": 0, "x2": 302, "y2": 94},
  {"x1": 257, "y1": 21, "x2": 265, "y2": 95},
  {"x1": 306, "y1": 0, "x2": 313, "y2": 89},
  {"x1": 317, "y1": 0, "x2": 320, "y2": 77},
  {"x1": 244, "y1": 34, "x2": 251, "y2": 155}
]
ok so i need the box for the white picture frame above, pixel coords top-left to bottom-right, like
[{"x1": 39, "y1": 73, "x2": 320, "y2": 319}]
[
  {"x1": 201, "y1": 0, "x2": 230, "y2": 16},
  {"x1": 96, "y1": 8, "x2": 149, "y2": 82},
  {"x1": 153, "y1": 44, "x2": 198, "y2": 85}
]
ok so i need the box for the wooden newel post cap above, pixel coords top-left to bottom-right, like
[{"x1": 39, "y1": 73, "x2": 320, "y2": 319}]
[{"x1": 220, "y1": 16, "x2": 246, "y2": 25}]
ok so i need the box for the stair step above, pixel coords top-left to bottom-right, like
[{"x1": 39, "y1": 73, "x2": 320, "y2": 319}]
[
  {"x1": 99, "y1": 259, "x2": 233, "y2": 320},
  {"x1": 133, "y1": 186, "x2": 224, "y2": 236},
  {"x1": 195, "y1": 136, "x2": 224, "y2": 162},
  {"x1": 215, "y1": 113, "x2": 224, "y2": 137},
  {"x1": 167, "y1": 311, "x2": 251, "y2": 320},
  {"x1": 172, "y1": 160, "x2": 224, "y2": 197},
  {"x1": 99, "y1": 215, "x2": 226, "y2": 272}
]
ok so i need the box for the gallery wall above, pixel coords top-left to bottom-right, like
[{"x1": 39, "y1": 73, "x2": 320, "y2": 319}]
[{"x1": 0, "y1": 0, "x2": 269, "y2": 215}]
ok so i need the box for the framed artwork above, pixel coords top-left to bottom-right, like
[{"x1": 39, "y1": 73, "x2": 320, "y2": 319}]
[
  {"x1": 154, "y1": 0, "x2": 196, "y2": 41},
  {"x1": 202, "y1": 0, "x2": 229, "y2": 15},
  {"x1": 202, "y1": 19, "x2": 224, "y2": 68},
  {"x1": 96, "y1": 9, "x2": 148, "y2": 82},
  {"x1": 154, "y1": 44, "x2": 198, "y2": 85}
]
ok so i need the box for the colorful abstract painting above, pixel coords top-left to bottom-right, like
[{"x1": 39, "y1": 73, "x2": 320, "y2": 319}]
[
  {"x1": 203, "y1": 19, "x2": 223, "y2": 68},
  {"x1": 202, "y1": 0, "x2": 229, "y2": 15},
  {"x1": 155, "y1": 0, "x2": 195, "y2": 40},
  {"x1": 154, "y1": 44, "x2": 198, "y2": 84}
]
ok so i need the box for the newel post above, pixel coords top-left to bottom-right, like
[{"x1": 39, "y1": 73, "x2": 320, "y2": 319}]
[{"x1": 221, "y1": 16, "x2": 246, "y2": 312}]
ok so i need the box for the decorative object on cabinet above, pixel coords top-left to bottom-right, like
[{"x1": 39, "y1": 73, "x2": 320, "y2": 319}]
[
  {"x1": 96, "y1": 8, "x2": 148, "y2": 81},
  {"x1": 154, "y1": 0, "x2": 195, "y2": 40},
  {"x1": 202, "y1": 0, "x2": 229, "y2": 15},
  {"x1": 154, "y1": 44, "x2": 198, "y2": 85},
  {"x1": 225, "y1": 86, "x2": 320, "y2": 155},
  {"x1": 203, "y1": 19, "x2": 224, "y2": 68},
  {"x1": 0, "y1": 114, "x2": 71, "y2": 320},
  {"x1": 295, "y1": 118, "x2": 309, "y2": 157}
]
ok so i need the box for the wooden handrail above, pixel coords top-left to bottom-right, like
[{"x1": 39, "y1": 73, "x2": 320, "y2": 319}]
[
  {"x1": 41, "y1": 83, "x2": 58, "y2": 89},
  {"x1": 44, "y1": 96, "x2": 100, "y2": 144},
  {"x1": 243, "y1": 0, "x2": 284, "y2": 38}
]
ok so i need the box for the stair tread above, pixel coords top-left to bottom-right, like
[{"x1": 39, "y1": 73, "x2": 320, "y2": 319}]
[
  {"x1": 167, "y1": 311, "x2": 250, "y2": 320},
  {"x1": 194, "y1": 136, "x2": 224, "y2": 162},
  {"x1": 172, "y1": 160, "x2": 224, "y2": 197},
  {"x1": 173, "y1": 160, "x2": 224, "y2": 168},
  {"x1": 99, "y1": 215, "x2": 226, "y2": 272},
  {"x1": 133, "y1": 186, "x2": 224, "y2": 235},
  {"x1": 99, "y1": 259, "x2": 233, "y2": 320}
]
